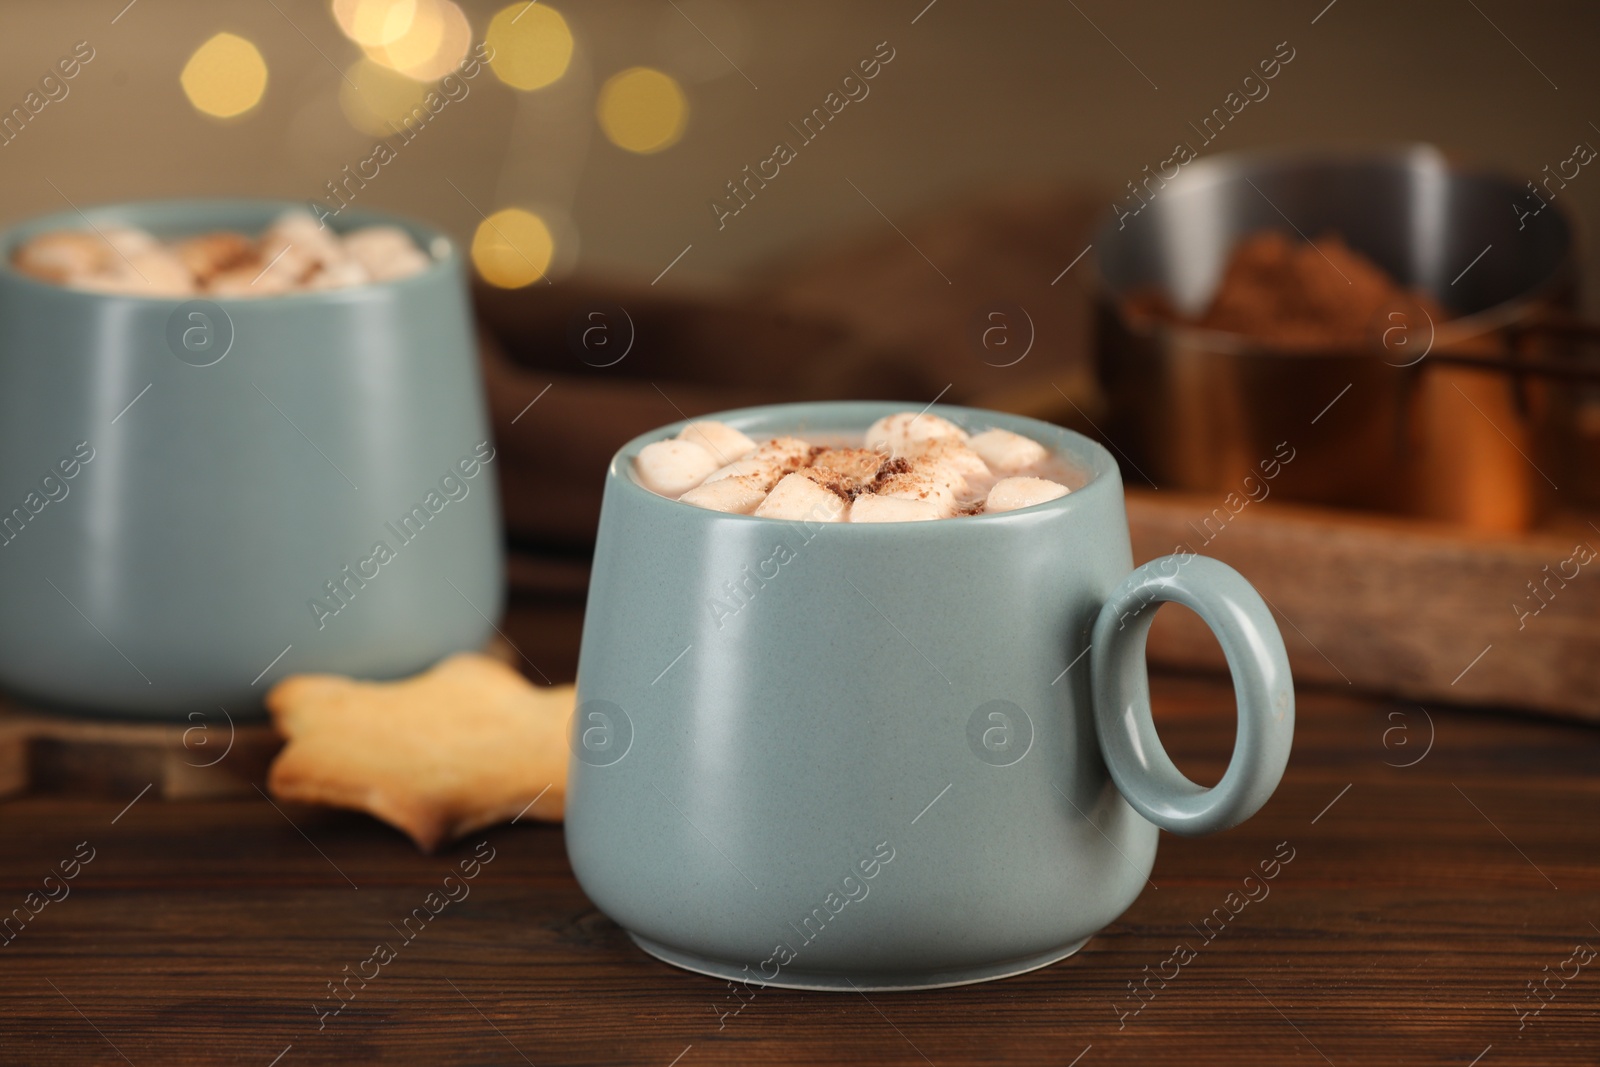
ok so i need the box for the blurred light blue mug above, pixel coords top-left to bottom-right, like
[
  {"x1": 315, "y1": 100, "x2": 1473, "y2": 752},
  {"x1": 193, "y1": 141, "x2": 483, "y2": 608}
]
[
  {"x1": 567, "y1": 401, "x2": 1294, "y2": 991},
  {"x1": 0, "y1": 200, "x2": 502, "y2": 718}
]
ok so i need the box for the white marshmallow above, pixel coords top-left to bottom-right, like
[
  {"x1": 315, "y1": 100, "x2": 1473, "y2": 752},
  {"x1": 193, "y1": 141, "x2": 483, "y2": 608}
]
[
  {"x1": 874, "y1": 464, "x2": 959, "y2": 517},
  {"x1": 907, "y1": 439, "x2": 990, "y2": 489},
  {"x1": 865, "y1": 411, "x2": 968, "y2": 455},
  {"x1": 677, "y1": 421, "x2": 756, "y2": 466},
  {"x1": 968, "y1": 428, "x2": 1048, "y2": 474},
  {"x1": 678, "y1": 475, "x2": 767, "y2": 514},
  {"x1": 808, "y1": 448, "x2": 886, "y2": 492},
  {"x1": 344, "y1": 225, "x2": 430, "y2": 281},
  {"x1": 753, "y1": 472, "x2": 846, "y2": 522},
  {"x1": 703, "y1": 436, "x2": 811, "y2": 488},
  {"x1": 635, "y1": 439, "x2": 719, "y2": 497},
  {"x1": 752, "y1": 436, "x2": 812, "y2": 464},
  {"x1": 703, "y1": 457, "x2": 779, "y2": 488},
  {"x1": 849, "y1": 495, "x2": 942, "y2": 523},
  {"x1": 986, "y1": 476, "x2": 1069, "y2": 513}
]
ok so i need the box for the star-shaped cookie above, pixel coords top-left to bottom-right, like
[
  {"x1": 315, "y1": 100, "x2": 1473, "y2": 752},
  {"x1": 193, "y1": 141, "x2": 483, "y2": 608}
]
[{"x1": 266, "y1": 653, "x2": 572, "y2": 852}]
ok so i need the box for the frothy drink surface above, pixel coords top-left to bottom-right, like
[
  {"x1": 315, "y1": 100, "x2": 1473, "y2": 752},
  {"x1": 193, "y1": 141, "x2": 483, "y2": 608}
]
[{"x1": 632, "y1": 412, "x2": 1080, "y2": 522}]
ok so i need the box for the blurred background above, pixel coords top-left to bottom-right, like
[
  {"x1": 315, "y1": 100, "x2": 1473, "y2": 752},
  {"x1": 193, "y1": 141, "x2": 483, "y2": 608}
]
[
  {"x1": 2, "y1": 0, "x2": 1597, "y2": 295},
  {"x1": 4, "y1": 0, "x2": 1599, "y2": 712}
]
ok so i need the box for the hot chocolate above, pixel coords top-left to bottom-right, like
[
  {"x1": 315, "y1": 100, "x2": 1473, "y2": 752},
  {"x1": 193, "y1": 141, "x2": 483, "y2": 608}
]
[{"x1": 633, "y1": 411, "x2": 1077, "y2": 521}]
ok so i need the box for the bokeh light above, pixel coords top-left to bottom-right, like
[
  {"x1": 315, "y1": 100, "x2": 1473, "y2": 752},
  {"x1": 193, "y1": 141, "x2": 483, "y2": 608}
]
[
  {"x1": 485, "y1": 4, "x2": 574, "y2": 91},
  {"x1": 596, "y1": 68, "x2": 688, "y2": 154},
  {"x1": 332, "y1": 0, "x2": 416, "y2": 47},
  {"x1": 180, "y1": 33, "x2": 269, "y2": 119},
  {"x1": 471, "y1": 208, "x2": 554, "y2": 288},
  {"x1": 365, "y1": 0, "x2": 471, "y2": 81},
  {"x1": 338, "y1": 57, "x2": 432, "y2": 136}
]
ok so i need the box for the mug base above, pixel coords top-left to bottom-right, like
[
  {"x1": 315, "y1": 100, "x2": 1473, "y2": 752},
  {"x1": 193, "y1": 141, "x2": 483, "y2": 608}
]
[{"x1": 628, "y1": 932, "x2": 1092, "y2": 991}]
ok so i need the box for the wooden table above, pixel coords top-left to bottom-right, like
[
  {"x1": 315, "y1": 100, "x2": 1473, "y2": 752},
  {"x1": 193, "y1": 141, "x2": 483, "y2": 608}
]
[{"x1": 1, "y1": 674, "x2": 1595, "y2": 1066}]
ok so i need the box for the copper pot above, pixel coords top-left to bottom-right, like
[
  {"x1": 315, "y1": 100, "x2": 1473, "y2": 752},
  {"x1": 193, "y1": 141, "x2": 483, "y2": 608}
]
[{"x1": 1091, "y1": 145, "x2": 1594, "y2": 531}]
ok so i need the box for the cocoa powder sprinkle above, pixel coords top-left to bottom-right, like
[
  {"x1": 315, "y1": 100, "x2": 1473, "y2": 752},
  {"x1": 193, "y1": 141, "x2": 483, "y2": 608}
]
[{"x1": 869, "y1": 457, "x2": 912, "y2": 493}]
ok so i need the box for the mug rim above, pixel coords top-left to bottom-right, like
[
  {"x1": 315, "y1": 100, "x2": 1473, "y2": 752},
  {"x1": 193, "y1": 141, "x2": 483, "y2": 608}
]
[
  {"x1": 0, "y1": 196, "x2": 459, "y2": 307},
  {"x1": 606, "y1": 400, "x2": 1122, "y2": 525}
]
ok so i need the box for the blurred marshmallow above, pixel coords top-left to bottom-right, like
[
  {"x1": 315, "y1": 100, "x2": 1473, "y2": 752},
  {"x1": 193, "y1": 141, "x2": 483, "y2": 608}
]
[
  {"x1": 754, "y1": 473, "x2": 846, "y2": 522},
  {"x1": 986, "y1": 476, "x2": 1069, "y2": 513},
  {"x1": 13, "y1": 231, "x2": 109, "y2": 282},
  {"x1": 677, "y1": 421, "x2": 756, "y2": 466},
  {"x1": 305, "y1": 261, "x2": 372, "y2": 290},
  {"x1": 344, "y1": 225, "x2": 430, "y2": 281},
  {"x1": 207, "y1": 264, "x2": 293, "y2": 297},
  {"x1": 635, "y1": 439, "x2": 719, "y2": 497},
  {"x1": 968, "y1": 428, "x2": 1048, "y2": 473},
  {"x1": 266, "y1": 210, "x2": 347, "y2": 270},
  {"x1": 78, "y1": 249, "x2": 195, "y2": 296},
  {"x1": 99, "y1": 226, "x2": 159, "y2": 259},
  {"x1": 126, "y1": 250, "x2": 196, "y2": 295},
  {"x1": 11, "y1": 217, "x2": 430, "y2": 299},
  {"x1": 249, "y1": 242, "x2": 316, "y2": 288},
  {"x1": 175, "y1": 232, "x2": 255, "y2": 282}
]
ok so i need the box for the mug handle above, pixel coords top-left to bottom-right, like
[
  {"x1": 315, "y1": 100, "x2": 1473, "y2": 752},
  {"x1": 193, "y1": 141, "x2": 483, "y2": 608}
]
[{"x1": 1090, "y1": 555, "x2": 1294, "y2": 837}]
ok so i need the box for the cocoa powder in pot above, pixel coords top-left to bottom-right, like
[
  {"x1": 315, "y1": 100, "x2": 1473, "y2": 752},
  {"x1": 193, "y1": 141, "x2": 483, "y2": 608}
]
[{"x1": 1122, "y1": 230, "x2": 1449, "y2": 348}]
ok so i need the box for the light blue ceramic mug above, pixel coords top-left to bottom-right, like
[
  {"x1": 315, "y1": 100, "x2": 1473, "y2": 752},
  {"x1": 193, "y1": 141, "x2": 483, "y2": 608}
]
[
  {"x1": 0, "y1": 200, "x2": 502, "y2": 717},
  {"x1": 567, "y1": 402, "x2": 1293, "y2": 991}
]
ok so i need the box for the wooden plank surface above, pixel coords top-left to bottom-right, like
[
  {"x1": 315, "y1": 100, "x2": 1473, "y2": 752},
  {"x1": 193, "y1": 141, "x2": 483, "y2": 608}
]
[
  {"x1": 0, "y1": 675, "x2": 1595, "y2": 1066},
  {"x1": 1127, "y1": 489, "x2": 1600, "y2": 722}
]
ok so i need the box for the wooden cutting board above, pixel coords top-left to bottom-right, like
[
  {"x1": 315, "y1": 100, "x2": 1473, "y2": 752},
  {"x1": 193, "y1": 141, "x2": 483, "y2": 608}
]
[
  {"x1": 1126, "y1": 488, "x2": 1600, "y2": 723},
  {"x1": 0, "y1": 703, "x2": 279, "y2": 801}
]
